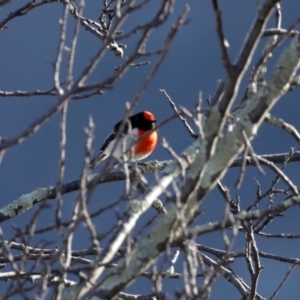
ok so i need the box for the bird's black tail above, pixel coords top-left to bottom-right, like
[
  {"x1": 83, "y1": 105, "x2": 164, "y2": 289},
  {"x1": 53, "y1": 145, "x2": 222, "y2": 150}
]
[{"x1": 89, "y1": 152, "x2": 108, "y2": 168}]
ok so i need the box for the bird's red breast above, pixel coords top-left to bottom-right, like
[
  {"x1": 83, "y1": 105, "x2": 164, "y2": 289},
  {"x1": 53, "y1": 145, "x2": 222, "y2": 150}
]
[{"x1": 134, "y1": 129, "x2": 158, "y2": 158}]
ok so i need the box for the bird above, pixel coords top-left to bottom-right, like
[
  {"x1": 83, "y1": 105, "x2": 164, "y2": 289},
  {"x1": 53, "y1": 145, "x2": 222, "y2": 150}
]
[{"x1": 89, "y1": 111, "x2": 158, "y2": 168}]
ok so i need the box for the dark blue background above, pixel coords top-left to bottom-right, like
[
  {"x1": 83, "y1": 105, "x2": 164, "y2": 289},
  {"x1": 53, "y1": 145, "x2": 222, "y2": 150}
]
[{"x1": 1, "y1": 0, "x2": 300, "y2": 299}]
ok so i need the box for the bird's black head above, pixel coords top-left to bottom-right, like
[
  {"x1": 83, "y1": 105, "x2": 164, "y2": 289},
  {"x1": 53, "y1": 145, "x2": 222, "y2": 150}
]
[{"x1": 130, "y1": 111, "x2": 156, "y2": 131}]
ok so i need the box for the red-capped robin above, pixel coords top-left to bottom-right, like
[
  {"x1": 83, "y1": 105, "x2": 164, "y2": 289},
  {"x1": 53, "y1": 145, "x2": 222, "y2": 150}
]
[{"x1": 89, "y1": 111, "x2": 158, "y2": 168}]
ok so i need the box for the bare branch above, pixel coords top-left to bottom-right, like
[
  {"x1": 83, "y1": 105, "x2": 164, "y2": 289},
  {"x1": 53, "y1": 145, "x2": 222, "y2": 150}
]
[
  {"x1": 211, "y1": 0, "x2": 233, "y2": 74},
  {"x1": 160, "y1": 89, "x2": 198, "y2": 139}
]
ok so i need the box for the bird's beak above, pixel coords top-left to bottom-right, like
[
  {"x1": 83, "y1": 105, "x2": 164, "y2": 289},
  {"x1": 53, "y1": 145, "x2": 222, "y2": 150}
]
[{"x1": 152, "y1": 120, "x2": 157, "y2": 123}]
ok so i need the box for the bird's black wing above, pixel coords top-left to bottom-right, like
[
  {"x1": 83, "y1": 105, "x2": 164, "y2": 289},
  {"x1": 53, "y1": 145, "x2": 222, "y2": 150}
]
[
  {"x1": 99, "y1": 120, "x2": 130, "y2": 151},
  {"x1": 100, "y1": 131, "x2": 116, "y2": 151}
]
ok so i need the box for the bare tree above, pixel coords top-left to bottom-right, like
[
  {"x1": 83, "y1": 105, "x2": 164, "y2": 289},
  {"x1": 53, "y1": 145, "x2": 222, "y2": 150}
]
[{"x1": 1, "y1": 0, "x2": 300, "y2": 299}]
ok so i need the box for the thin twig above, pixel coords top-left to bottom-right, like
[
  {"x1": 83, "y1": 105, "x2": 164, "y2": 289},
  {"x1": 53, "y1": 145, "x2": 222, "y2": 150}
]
[
  {"x1": 160, "y1": 89, "x2": 198, "y2": 139},
  {"x1": 211, "y1": 0, "x2": 233, "y2": 75},
  {"x1": 269, "y1": 263, "x2": 297, "y2": 300}
]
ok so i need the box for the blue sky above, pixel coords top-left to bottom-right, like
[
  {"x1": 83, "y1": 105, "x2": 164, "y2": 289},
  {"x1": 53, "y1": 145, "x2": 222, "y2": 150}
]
[{"x1": 1, "y1": 1, "x2": 300, "y2": 299}]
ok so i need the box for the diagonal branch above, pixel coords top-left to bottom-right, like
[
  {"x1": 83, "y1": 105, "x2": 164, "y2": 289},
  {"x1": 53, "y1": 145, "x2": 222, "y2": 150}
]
[{"x1": 85, "y1": 31, "x2": 300, "y2": 300}]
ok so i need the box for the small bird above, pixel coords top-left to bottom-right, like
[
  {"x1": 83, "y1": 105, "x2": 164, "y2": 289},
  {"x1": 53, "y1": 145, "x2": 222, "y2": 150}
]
[{"x1": 89, "y1": 111, "x2": 158, "y2": 168}]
